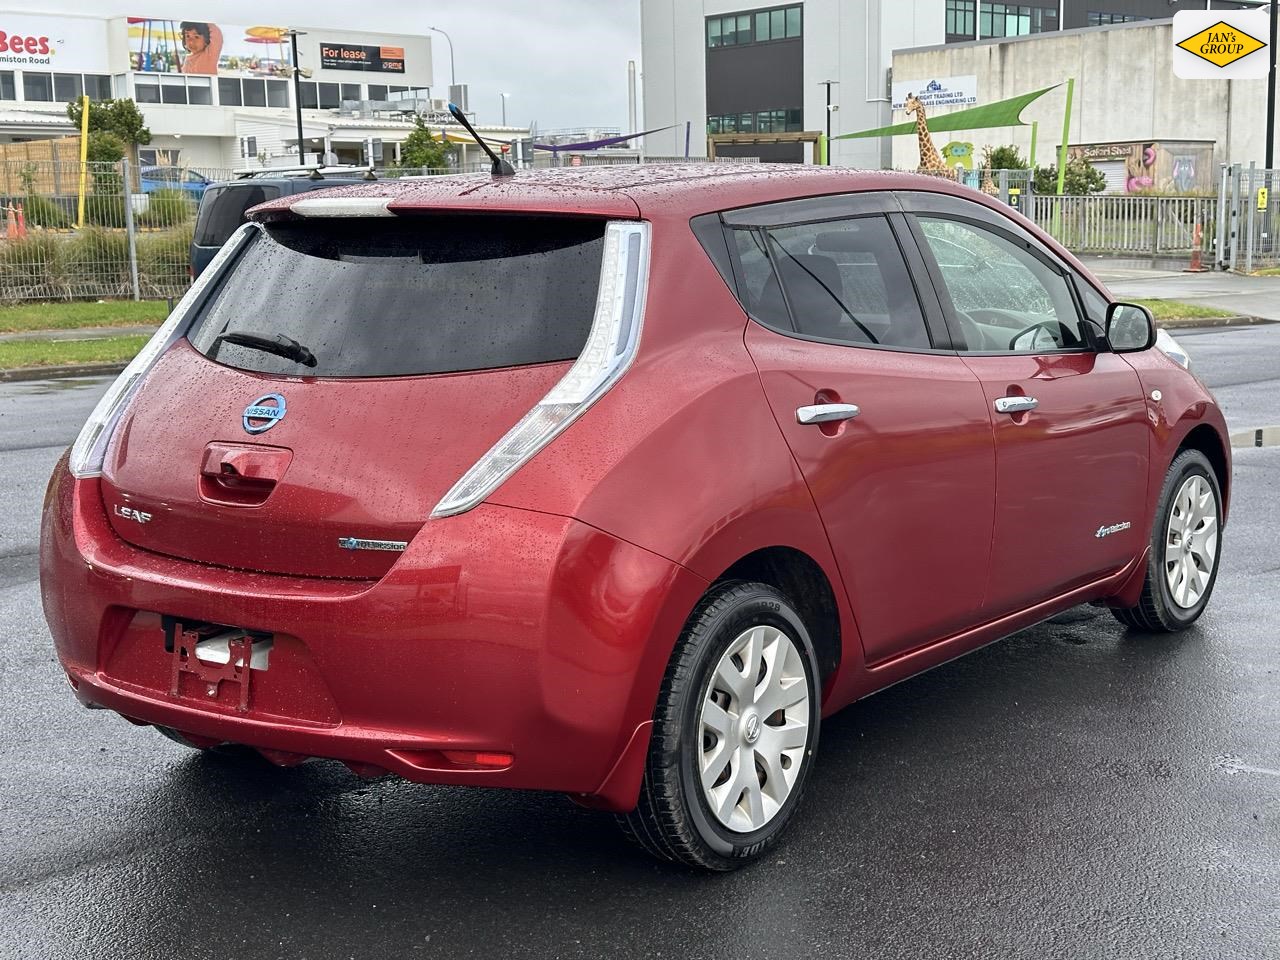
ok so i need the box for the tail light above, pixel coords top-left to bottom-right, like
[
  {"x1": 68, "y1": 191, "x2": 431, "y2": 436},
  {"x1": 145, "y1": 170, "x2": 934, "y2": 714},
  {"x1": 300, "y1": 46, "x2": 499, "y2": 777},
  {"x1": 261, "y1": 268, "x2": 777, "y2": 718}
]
[
  {"x1": 431, "y1": 220, "x2": 650, "y2": 518},
  {"x1": 68, "y1": 225, "x2": 257, "y2": 479}
]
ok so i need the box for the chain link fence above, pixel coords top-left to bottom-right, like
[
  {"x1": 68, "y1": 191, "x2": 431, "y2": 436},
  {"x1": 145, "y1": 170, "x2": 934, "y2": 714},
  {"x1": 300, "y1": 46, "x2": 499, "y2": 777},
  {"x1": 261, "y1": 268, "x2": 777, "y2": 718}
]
[{"x1": 0, "y1": 158, "x2": 194, "y2": 302}]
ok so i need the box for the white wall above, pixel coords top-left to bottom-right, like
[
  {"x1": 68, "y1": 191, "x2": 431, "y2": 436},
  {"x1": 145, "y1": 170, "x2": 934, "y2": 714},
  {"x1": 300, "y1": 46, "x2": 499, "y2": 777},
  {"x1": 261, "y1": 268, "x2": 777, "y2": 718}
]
[
  {"x1": 890, "y1": 21, "x2": 1272, "y2": 172},
  {"x1": 641, "y1": 0, "x2": 944, "y2": 164}
]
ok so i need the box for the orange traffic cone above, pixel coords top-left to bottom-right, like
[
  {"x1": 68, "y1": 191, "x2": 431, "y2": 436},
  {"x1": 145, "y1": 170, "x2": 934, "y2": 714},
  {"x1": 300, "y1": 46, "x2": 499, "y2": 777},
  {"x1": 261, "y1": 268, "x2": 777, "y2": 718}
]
[
  {"x1": 4, "y1": 203, "x2": 16, "y2": 241},
  {"x1": 1184, "y1": 223, "x2": 1208, "y2": 272},
  {"x1": 14, "y1": 201, "x2": 26, "y2": 239}
]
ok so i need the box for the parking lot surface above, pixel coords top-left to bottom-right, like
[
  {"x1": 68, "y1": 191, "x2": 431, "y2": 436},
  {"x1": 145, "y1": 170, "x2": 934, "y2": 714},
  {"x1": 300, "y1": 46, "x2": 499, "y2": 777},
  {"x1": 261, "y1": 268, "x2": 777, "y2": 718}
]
[{"x1": 1, "y1": 324, "x2": 1277, "y2": 959}]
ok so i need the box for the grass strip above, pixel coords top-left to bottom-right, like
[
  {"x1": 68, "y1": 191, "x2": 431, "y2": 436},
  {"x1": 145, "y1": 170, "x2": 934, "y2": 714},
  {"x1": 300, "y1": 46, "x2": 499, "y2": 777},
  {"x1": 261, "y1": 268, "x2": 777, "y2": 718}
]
[
  {"x1": 0, "y1": 300, "x2": 168, "y2": 334},
  {"x1": 1131, "y1": 299, "x2": 1235, "y2": 321},
  {"x1": 0, "y1": 334, "x2": 148, "y2": 369}
]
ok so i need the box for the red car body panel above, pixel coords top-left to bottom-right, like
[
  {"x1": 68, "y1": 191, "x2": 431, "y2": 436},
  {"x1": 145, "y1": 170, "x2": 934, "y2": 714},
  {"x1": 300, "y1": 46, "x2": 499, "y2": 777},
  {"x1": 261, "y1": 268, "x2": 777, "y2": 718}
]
[{"x1": 40, "y1": 165, "x2": 1231, "y2": 812}]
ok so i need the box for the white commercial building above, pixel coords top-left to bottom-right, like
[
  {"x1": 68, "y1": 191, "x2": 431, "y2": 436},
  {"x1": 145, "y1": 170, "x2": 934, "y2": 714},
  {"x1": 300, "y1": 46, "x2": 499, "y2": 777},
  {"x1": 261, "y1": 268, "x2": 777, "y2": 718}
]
[
  {"x1": 0, "y1": 10, "x2": 526, "y2": 172},
  {"x1": 641, "y1": 0, "x2": 943, "y2": 168}
]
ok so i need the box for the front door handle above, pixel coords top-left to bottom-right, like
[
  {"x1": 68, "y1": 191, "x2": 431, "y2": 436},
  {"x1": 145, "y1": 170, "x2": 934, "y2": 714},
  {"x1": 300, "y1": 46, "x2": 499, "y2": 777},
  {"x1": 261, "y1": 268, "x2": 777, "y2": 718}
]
[
  {"x1": 796, "y1": 403, "x2": 860, "y2": 425},
  {"x1": 994, "y1": 396, "x2": 1039, "y2": 414}
]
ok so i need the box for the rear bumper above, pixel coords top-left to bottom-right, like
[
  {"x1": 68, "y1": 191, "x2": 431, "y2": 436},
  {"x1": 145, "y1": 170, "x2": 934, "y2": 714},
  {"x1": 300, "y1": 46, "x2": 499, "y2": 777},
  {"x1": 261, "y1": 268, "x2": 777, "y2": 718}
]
[{"x1": 40, "y1": 458, "x2": 706, "y2": 810}]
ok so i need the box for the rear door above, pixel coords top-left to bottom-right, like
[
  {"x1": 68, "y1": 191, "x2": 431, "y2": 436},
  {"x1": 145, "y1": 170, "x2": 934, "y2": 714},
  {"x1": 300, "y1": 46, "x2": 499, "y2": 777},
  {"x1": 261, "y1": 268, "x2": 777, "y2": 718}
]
[
  {"x1": 902, "y1": 194, "x2": 1148, "y2": 613},
  {"x1": 106, "y1": 212, "x2": 610, "y2": 579},
  {"x1": 727, "y1": 195, "x2": 997, "y2": 664}
]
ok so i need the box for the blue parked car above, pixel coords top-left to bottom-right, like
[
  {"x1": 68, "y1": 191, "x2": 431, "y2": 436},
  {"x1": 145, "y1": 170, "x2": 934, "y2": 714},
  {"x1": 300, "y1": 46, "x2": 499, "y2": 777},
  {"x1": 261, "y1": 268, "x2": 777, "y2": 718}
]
[{"x1": 140, "y1": 165, "x2": 212, "y2": 198}]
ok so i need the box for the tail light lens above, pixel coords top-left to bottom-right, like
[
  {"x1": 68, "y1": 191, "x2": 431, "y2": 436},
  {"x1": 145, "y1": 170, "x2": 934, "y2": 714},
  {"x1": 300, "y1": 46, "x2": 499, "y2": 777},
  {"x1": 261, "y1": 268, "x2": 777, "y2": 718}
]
[
  {"x1": 431, "y1": 220, "x2": 651, "y2": 518},
  {"x1": 68, "y1": 225, "x2": 256, "y2": 479}
]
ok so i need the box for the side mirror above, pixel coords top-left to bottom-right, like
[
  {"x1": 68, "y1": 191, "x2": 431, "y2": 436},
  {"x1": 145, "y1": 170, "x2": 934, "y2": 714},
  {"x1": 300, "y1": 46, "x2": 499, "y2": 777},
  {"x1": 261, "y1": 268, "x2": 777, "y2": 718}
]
[{"x1": 1106, "y1": 302, "x2": 1155, "y2": 353}]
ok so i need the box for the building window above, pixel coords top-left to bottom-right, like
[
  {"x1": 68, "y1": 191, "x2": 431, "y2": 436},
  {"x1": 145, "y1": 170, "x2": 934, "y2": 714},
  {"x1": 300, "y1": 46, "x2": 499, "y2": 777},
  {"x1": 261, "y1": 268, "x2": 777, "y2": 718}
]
[
  {"x1": 22, "y1": 72, "x2": 53, "y2": 102},
  {"x1": 134, "y1": 73, "x2": 214, "y2": 106},
  {"x1": 297, "y1": 81, "x2": 318, "y2": 108},
  {"x1": 367, "y1": 84, "x2": 387, "y2": 101},
  {"x1": 187, "y1": 76, "x2": 212, "y2": 105},
  {"x1": 318, "y1": 82, "x2": 340, "y2": 108},
  {"x1": 84, "y1": 74, "x2": 112, "y2": 100},
  {"x1": 340, "y1": 83, "x2": 360, "y2": 102},
  {"x1": 217, "y1": 77, "x2": 241, "y2": 106},
  {"x1": 1087, "y1": 12, "x2": 1148, "y2": 25},
  {"x1": 0, "y1": 71, "x2": 14, "y2": 101},
  {"x1": 947, "y1": 0, "x2": 976, "y2": 40},
  {"x1": 267, "y1": 79, "x2": 288, "y2": 108},
  {"x1": 242, "y1": 78, "x2": 267, "y2": 108},
  {"x1": 708, "y1": 108, "x2": 803, "y2": 135},
  {"x1": 708, "y1": 5, "x2": 801, "y2": 48},
  {"x1": 979, "y1": 2, "x2": 1057, "y2": 38},
  {"x1": 53, "y1": 73, "x2": 82, "y2": 101}
]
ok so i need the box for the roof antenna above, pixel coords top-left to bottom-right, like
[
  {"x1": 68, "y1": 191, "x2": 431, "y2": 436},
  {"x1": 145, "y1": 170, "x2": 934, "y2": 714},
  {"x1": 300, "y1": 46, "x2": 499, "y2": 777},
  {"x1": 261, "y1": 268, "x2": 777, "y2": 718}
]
[{"x1": 449, "y1": 102, "x2": 515, "y2": 177}]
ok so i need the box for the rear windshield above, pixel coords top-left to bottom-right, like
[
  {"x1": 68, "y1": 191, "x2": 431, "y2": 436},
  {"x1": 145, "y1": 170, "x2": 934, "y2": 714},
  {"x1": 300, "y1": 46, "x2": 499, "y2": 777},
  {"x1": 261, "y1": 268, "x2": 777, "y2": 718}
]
[
  {"x1": 193, "y1": 184, "x2": 284, "y2": 247},
  {"x1": 187, "y1": 216, "x2": 605, "y2": 378}
]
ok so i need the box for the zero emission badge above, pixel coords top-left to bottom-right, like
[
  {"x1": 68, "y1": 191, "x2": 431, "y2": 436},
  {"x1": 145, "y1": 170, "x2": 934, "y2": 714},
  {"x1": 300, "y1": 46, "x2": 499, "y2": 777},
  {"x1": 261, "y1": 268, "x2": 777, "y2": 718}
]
[{"x1": 1172, "y1": 11, "x2": 1269, "y2": 79}]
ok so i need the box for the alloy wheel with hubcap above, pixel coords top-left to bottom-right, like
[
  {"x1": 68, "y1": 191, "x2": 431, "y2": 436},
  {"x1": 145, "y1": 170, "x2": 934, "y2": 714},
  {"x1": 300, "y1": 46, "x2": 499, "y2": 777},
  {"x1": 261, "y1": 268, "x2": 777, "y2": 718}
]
[
  {"x1": 699, "y1": 624, "x2": 810, "y2": 833},
  {"x1": 1113, "y1": 448, "x2": 1223, "y2": 633},
  {"x1": 619, "y1": 580, "x2": 821, "y2": 870}
]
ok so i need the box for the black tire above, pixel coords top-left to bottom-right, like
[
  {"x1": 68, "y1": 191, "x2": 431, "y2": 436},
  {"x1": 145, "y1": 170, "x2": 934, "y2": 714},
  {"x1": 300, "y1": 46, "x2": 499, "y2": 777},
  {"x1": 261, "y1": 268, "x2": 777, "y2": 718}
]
[
  {"x1": 1112, "y1": 448, "x2": 1223, "y2": 633},
  {"x1": 618, "y1": 580, "x2": 821, "y2": 871}
]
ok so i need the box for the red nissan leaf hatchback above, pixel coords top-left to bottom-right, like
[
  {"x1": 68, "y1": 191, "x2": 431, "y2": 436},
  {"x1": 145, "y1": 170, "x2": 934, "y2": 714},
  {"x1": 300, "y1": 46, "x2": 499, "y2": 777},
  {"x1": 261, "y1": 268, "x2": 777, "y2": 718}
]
[{"x1": 41, "y1": 165, "x2": 1229, "y2": 870}]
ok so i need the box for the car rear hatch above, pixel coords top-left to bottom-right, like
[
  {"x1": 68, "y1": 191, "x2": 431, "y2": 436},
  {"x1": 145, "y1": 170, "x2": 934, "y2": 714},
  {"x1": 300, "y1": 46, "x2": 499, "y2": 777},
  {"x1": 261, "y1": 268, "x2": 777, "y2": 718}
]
[{"x1": 105, "y1": 212, "x2": 611, "y2": 579}]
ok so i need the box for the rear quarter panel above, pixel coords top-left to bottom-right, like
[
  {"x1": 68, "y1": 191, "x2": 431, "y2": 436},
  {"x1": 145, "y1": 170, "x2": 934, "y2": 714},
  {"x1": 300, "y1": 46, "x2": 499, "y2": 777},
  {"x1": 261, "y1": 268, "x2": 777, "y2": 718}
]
[{"x1": 487, "y1": 212, "x2": 864, "y2": 708}]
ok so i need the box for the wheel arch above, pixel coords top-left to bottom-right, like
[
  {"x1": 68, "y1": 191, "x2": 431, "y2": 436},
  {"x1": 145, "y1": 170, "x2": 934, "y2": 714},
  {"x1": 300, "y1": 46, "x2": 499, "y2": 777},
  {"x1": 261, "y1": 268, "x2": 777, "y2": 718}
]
[
  {"x1": 1176, "y1": 421, "x2": 1231, "y2": 520},
  {"x1": 712, "y1": 546, "x2": 843, "y2": 689}
]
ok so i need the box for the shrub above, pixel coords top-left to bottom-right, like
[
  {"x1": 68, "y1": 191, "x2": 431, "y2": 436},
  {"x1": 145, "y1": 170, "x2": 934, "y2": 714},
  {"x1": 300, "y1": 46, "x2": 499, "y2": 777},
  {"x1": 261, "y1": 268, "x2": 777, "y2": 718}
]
[
  {"x1": 20, "y1": 194, "x2": 72, "y2": 229},
  {"x1": 988, "y1": 145, "x2": 1028, "y2": 171},
  {"x1": 137, "y1": 224, "x2": 193, "y2": 296},
  {"x1": 0, "y1": 232, "x2": 69, "y2": 299},
  {"x1": 63, "y1": 227, "x2": 132, "y2": 298},
  {"x1": 138, "y1": 188, "x2": 195, "y2": 227},
  {"x1": 1033, "y1": 157, "x2": 1107, "y2": 196}
]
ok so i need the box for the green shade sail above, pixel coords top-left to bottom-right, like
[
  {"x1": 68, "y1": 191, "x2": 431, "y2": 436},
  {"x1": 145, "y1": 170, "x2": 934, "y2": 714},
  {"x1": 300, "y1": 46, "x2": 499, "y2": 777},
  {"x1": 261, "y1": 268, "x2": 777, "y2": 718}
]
[{"x1": 833, "y1": 84, "x2": 1061, "y2": 140}]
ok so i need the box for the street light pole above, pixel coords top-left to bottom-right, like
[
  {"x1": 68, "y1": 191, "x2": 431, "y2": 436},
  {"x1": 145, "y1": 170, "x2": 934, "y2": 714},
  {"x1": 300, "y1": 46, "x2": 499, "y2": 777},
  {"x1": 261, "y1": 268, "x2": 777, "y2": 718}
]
[
  {"x1": 1267, "y1": 0, "x2": 1277, "y2": 169},
  {"x1": 500, "y1": 92, "x2": 509, "y2": 126},
  {"x1": 428, "y1": 25, "x2": 456, "y2": 88},
  {"x1": 289, "y1": 29, "x2": 306, "y2": 163},
  {"x1": 818, "y1": 80, "x2": 838, "y2": 166}
]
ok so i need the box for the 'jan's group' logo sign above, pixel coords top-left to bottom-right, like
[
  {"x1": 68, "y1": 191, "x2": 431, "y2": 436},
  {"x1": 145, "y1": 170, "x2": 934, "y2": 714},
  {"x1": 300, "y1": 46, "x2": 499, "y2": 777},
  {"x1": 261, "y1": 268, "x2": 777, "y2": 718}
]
[{"x1": 1172, "y1": 11, "x2": 1269, "y2": 79}]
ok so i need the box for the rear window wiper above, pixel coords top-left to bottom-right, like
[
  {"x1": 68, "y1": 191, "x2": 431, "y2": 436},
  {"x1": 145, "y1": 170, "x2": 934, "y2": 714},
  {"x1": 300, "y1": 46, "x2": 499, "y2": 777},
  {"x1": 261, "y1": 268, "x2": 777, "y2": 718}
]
[{"x1": 213, "y1": 331, "x2": 317, "y2": 368}]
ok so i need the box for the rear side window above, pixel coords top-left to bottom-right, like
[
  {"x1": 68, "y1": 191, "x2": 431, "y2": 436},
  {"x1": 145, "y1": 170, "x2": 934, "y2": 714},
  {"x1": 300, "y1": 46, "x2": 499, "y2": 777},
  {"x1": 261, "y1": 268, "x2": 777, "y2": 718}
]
[
  {"x1": 194, "y1": 184, "x2": 283, "y2": 247},
  {"x1": 730, "y1": 215, "x2": 931, "y2": 350},
  {"x1": 188, "y1": 216, "x2": 606, "y2": 378}
]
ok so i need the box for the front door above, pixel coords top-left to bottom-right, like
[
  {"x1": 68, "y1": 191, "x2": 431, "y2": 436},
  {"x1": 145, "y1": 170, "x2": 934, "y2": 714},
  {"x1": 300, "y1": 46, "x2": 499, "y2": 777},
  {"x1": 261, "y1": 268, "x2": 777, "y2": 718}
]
[
  {"x1": 908, "y1": 210, "x2": 1149, "y2": 614},
  {"x1": 731, "y1": 209, "x2": 996, "y2": 664}
]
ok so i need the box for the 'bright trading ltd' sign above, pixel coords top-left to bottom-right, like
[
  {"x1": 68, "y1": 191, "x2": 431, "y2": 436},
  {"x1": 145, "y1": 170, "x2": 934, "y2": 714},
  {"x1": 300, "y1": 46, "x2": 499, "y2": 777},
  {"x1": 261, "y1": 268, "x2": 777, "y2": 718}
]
[
  {"x1": 1172, "y1": 11, "x2": 1269, "y2": 79},
  {"x1": 891, "y1": 76, "x2": 978, "y2": 111}
]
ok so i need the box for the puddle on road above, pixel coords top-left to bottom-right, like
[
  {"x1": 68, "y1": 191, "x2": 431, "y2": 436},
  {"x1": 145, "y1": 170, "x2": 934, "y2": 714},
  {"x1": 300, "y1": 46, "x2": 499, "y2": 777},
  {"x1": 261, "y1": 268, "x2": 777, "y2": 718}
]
[
  {"x1": 6, "y1": 376, "x2": 113, "y2": 395},
  {"x1": 1230, "y1": 426, "x2": 1280, "y2": 448}
]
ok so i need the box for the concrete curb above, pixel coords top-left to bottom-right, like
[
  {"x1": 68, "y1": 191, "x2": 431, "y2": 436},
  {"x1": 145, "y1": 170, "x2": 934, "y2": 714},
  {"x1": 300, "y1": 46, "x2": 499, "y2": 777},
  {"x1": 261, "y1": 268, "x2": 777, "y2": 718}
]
[
  {"x1": 0, "y1": 362, "x2": 128, "y2": 383},
  {"x1": 1157, "y1": 315, "x2": 1271, "y2": 329}
]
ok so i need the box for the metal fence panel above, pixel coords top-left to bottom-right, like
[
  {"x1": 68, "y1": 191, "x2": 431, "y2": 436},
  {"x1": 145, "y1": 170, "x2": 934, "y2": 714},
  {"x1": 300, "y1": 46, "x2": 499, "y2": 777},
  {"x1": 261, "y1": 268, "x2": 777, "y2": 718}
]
[{"x1": 1027, "y1": 194, "x2": 1217, "y2": 258}]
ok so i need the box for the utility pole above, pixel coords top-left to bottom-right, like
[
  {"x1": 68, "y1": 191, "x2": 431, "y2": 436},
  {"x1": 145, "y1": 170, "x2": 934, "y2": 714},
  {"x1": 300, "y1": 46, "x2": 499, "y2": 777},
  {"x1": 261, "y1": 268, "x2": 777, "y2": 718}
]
[
  {"x1": 289, "y1": 30, "x2": 306, "y2": 163},
  {"x1": 428, "y1": 26, "x2": 456, "y2": 87}
]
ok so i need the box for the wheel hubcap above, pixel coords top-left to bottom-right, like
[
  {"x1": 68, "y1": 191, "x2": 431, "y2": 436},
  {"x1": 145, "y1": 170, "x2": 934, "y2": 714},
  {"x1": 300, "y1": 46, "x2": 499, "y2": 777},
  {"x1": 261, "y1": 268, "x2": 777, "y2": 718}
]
[
  {"x1": 698, "y1": 625, "x2": 810, "y2": 833},
  {"x1": 1164, "y1": 474, "x2": 1218, "y2": 610}
]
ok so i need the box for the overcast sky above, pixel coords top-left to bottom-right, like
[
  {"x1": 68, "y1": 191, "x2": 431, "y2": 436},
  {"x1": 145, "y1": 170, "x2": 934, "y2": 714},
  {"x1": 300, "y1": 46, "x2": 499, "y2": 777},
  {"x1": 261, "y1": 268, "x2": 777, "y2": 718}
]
[{"x1": 31, "y1": 0, "x2": 644, "y2": 132}]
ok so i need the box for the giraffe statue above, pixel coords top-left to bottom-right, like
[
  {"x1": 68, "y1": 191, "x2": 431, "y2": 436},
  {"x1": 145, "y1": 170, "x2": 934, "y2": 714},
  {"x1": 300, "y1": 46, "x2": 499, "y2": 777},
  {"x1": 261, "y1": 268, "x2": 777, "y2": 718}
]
[
  {"x1": 904, "y1": 93, "x2": 949, "y2": 178},
  {"x1": 980, "y1": 146, "x2": 1000, "y2": 196}
]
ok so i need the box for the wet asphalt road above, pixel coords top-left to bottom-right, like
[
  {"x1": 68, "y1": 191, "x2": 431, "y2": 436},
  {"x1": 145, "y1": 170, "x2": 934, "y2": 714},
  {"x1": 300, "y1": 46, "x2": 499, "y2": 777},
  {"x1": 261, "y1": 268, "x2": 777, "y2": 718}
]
[{"x1": 2, "y1": 326, "x2": 1278, "y2": 959}]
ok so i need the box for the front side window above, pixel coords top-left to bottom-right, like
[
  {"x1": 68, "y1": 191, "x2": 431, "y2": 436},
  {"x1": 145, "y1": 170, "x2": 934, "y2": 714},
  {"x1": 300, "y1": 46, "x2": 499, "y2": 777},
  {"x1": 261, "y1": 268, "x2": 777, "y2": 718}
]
[
  {"x1": 731, "y1": 215, "x2": 932, "y2": 350},
  {"x1": 916, "y1": 217, "x2": 1086, "y2": 353}
]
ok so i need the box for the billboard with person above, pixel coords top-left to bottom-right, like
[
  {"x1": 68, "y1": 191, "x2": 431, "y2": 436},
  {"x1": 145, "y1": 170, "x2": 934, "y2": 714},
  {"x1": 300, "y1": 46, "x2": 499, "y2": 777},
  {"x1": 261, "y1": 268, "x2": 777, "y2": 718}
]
[{"x1": 127, "y1": 18, "x2": 291, "y2": 77}]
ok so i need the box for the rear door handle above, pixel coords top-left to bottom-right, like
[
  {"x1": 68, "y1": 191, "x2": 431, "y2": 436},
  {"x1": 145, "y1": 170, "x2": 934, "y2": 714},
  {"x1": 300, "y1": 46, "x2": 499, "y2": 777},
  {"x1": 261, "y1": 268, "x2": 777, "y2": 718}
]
[
  {"x1": 796, "y1": 403, "x2": 860, "y2": 425},
  {"x1": 993, "y1": 396, "x2": 1038, "y2": 414}
]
